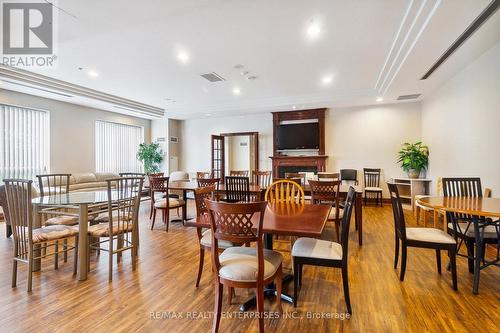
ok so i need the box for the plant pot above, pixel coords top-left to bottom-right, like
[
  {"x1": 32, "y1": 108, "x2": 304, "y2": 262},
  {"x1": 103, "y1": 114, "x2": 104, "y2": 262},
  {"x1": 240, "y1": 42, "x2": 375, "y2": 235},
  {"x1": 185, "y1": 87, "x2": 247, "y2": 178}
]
[{"x1": 407, "y1": 169, "x2": 421, "y2": 179}]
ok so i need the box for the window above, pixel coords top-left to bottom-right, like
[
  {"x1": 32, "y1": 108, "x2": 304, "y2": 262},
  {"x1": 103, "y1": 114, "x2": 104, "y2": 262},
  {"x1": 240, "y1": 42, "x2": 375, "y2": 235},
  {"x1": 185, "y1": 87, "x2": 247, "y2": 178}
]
[
  {"x1": 0, "y1": 104, "x2": 50, "y2": 180},
  {"x1": 95, "y1": 120, "x2": 144, "y2": 173}
]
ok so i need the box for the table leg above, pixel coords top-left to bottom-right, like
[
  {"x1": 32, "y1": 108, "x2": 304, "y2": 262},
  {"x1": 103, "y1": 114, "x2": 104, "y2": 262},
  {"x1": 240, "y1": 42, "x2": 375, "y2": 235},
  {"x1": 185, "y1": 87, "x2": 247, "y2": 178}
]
[
  {"x1": 356, "y1": 193, "x2": 363, "y2": 246},
  {"x1": 78, "y1": 204, "x2": 88, "y2": 281},
  {"x1": 182, "y1": 189, "x2": 187, "y2": 222},
  {"x1": 33, "y1": 204, "x2": 41, "y2": 271}
]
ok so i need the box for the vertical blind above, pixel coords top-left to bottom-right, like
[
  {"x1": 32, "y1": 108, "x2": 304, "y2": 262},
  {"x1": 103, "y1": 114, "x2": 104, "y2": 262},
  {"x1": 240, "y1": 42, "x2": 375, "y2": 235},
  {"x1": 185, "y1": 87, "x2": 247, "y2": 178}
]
[
  {"x1": 95, "y1": 120, "x2": 143, "y2": 173},
  {"x1": 0, "y1": 104, "x2": 50, "y2": 180}
]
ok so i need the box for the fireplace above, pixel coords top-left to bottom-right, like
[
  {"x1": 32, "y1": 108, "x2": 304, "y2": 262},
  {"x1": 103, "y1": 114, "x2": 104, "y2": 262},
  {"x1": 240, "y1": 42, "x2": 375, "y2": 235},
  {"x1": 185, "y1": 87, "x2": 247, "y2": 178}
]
[
  {"x1": 278, "y1": 165, "x2": 318, "y2": 178},
  {"x1": 270, "y1": 155, "x2": 328, "y2": 178}
]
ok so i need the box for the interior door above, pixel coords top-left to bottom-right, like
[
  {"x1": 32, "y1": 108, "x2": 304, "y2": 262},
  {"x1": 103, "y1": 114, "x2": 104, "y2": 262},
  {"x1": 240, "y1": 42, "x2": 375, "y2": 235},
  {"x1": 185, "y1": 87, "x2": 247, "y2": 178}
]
[{"x1": 211, "y1": 135, "x2": 225, "y2": 180}]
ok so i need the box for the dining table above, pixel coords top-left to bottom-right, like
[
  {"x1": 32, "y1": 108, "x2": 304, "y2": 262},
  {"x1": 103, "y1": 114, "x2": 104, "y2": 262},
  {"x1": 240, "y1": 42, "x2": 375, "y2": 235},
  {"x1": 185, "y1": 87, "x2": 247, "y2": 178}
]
[
  {"x1": 417, "y1": 196, "x2": 500, "y2": 294},
  {"x1": 32, "y1": 191, "x2": 121, "y2": 281},
  {"x1": 188, "y1": 202, "x2": 331, "y2": 311}
]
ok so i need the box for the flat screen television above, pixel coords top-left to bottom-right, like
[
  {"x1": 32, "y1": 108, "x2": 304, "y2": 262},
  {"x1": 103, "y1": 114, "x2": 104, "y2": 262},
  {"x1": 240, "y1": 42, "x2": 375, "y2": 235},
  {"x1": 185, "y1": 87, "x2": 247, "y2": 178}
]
[{"x1": 276, "y1": 122, "x2": 320, "y2": 150}]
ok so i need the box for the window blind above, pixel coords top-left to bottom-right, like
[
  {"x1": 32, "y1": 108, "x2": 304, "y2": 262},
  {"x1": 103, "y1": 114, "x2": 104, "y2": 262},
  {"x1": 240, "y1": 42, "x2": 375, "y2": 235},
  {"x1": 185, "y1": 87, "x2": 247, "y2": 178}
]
[
  {"x1": 95, "y1": 120, "x2": 144, "y2": 173},
  {"x1": 0, "y1": 104, "x2": 50, "y2": 180}
]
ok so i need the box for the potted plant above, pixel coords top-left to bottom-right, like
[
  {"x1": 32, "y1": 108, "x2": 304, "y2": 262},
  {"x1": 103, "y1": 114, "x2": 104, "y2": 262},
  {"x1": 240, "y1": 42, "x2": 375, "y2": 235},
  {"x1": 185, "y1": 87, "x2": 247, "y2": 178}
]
[
  {"x1": 397, "y1": 142, "x2": 429, "y2": 179},
  {"x1": 137, "y1": 142, "x2": 163, "y2": 174}
]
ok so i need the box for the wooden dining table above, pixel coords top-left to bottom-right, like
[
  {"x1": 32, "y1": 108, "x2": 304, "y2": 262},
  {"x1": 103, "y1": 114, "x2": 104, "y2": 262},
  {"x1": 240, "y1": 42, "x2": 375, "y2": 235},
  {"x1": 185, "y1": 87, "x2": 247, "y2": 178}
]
[
  {"x1": 188, "y1": 202, "x2": 331, "y2": 311},
  {"x1": 417, "y1": 196, "x2": 500, "y2": 294}
]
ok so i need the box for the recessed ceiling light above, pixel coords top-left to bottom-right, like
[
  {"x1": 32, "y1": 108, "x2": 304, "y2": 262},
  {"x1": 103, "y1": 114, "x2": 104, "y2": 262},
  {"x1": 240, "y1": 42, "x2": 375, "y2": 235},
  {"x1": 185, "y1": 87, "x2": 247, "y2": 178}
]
[
  {"x1": 322, "y1": 75, "x2": 333, "y2": 85},
  {"x1": 307, "y1": 21, "x2": 321, "y2": 38},
  {"x1": 247, "y1": 76, "x2": 257, "y2": 80},
  {"x1": 241, "y1": 71, "x2": 249, "y2": 76},
  {"x1": 232, "y1": 87, "x2": 241, "y2": 95},
  {"x1": 177, "y1": 51, "x2": 190, "y2": 64},
  {"x1": 376, "y1": 97, "x2": 384, "y2": 102},
  {"x1": 234, "y1": 64, "x2": 244, "y2": 69},
  {"x1": 87, "y1": 70, "x2": 99, "y2": 77},
  {"x1": 292, "y1": 105, "x2": 297, "y2": 110},
  {"x1": 205, "y1": 113, "x2": 212, "y2": 116}
]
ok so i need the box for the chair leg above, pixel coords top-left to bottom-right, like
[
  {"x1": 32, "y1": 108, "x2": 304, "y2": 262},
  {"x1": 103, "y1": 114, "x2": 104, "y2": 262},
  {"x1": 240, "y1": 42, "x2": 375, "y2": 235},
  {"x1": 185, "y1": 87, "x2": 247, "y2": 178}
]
[
  {"x1": 298, "y1": 264, "x2": 303, "y2": 287},
  {"x1": 466, "y1": 239, "x2": 475, "y2": 273},
  {"x1": 151, "y1": 209, "x2": 157, "y2": 230},
  {"x1": 341, "y1": 266, "x2": 352, "y2": 315},
  {"x1": 212, "y1": 280, "x2": 223, "y2": 333},
  {"x1": 472, "y1": 237, "x2": 483, "y2": 295},
  {"x1": 12, "y1": 259, "x2": 18, "y2": 288},
  {"x1": 449, "y1": 248, "x2": 458, "y2": 291},
  {"x1": 63, "y1": 239, "x2": 68, "y2": 262},
  {"x1": 256, "y1": 283, "x2": 265, "y2": 333},
  {"x1": 73, "y1": 236, "x2": 79, "y2": 276},
  {"x1": 27, "y1": 252, "x2": 33, "y2": 293},
  {"x1": 293, "y1": 259, "x2": 299, "y2": 307},
  {"x1": 165, "y1": 210, "x2": 170, "y2": 232},
  {"x1": 435, "y1": 249, "x2": 441, "y2": 274},
  {"x1": 276, "y1": 265, "x2": 283, "y2": 313},
  {"x1": 394, "y1": 236, "x2": 399, "y2": 269},
  {"x1": 399, "y1": 245, "x2": 407, "y2": 281},
  {"x1": 196, "y1": 247, "x2": 205, "y2": 288},
  {"x1": 149, "y1": 198, "x2": 154, "y2": 219},
  {"x1": 108, "y1": 237, "x2": 114, "y2": 282},
  {"x1": 54, "y1": 241, "x2": 59, "y2": 270},
  {"x1": 228, "y1": 287, "x2": 234, "y2": 305}
]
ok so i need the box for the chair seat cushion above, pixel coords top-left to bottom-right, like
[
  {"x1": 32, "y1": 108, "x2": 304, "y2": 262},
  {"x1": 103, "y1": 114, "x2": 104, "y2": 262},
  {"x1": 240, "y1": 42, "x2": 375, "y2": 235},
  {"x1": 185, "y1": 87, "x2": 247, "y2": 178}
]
[
  {"x1": 45, "y1": 215, "x2": 79, "y2": 226},
  {"x1": 328, "y1": 208, "x2": 344, "y2": 220},
  {"x1": 292, "y1": 237, "x2": 342, "y2": 260},
  {"x1": 365, "y1": 187, "x2": 382, "y2": 192},
  {"x1": 448, "y1": 222, "x2": 498, "y2": 239},
  {"x1": 218, "y1": 247, "x2": 282, "y2": 282},
  {"x1": 200, "y1": 229, "x2": 234, "y2": 249},
  {"x1": 154, "y1": 198, "x2": 185, "y2": 209},
  {"x1": 94, "y1": 214, "x2": 131, "y2": 223},
  {"x1": 87, "y1": 222, "x2": 134, "y2": 237},
  {"x1": 406, "y1": 227, "x2": 456, "y2": 244},
  {"x1": 32, "y1": 225, "x2": 79, "y2": 243}
]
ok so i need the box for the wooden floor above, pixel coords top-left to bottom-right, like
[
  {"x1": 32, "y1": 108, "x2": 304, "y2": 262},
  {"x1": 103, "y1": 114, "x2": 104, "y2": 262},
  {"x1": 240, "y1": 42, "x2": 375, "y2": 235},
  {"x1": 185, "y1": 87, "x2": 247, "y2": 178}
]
[{"x1": 0, "y1": 202, "x2": 498, "y2": 333}]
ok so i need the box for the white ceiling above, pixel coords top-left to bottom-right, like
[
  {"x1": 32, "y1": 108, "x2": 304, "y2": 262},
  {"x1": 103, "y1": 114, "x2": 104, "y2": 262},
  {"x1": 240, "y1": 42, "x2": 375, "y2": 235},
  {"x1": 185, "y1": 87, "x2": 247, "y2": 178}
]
[{"x1": 1, "y1": 0, "x2": 499, "y2": 119}]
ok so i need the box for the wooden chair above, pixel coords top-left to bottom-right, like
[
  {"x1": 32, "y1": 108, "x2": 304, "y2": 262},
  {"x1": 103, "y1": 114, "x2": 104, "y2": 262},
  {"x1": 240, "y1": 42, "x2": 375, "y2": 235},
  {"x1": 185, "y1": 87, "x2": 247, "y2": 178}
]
[
  {"x1": 388, "y1": 182, "x2": 457, "y2": 290},
  {"x1": 285, "y1": 172, "x2": 305, "y2": 186},
  {"x1": 317, "y1": 172, "x2": 339, "y2": 180},
  {"x1": 308, "y1": 179, "x2": 342, "y2": 241},
  {"x1": 147, "y1": 172, "x2": 164, "y2": 219},
  {"x1": 252, "y1": 170, "x2": 272, "y2": 188},
  {"x1": 442, "y1": 178, "x2": 498, "y2": 294},
  {"x1": 229, "y1": 170, "x2": 249, "y2": 177},
  {"x1": 205, "y1": 200, "x2": 283, "y2": 333},
  {"x1": 4, "y1": 179, "x2": 79, "y2": 292},
  {"x1": 363, "y1": 168, "x2": 383, "y2": 206},
  {"x1": 265, "y1": 179, "x2": 305, "y2": 205},
  {"x1": 193, "y1": 186, "x2": 235, "y2": 288},
  {"x1": 149, "y1": 176, "x2": 185, "y2": 232},
  {"x1": 87, "y1": 177, "x2": 143, "y2": 281},
  {"x1": 197, "y1": 177, "x2": 221, "y2": 188},
  {"x1": 196, "y1": 171, "x2": 211, "y2": 179},
  {"x1": 292, "y1": 186, "x2": 356, "y2": 313},
  {"x1": 223, "y1": 176, "x2": 250, "y2": 203},
  {"x1": 340, "y1": 169, "x2": 358, "y2": 185}
]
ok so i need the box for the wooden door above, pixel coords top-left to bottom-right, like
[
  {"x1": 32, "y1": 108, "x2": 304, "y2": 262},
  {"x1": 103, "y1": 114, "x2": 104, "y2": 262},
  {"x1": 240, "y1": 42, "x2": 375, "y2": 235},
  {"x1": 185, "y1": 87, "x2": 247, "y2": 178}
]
[{"x1": 211, "y1": 135, "x2": 225, "y2": 180}]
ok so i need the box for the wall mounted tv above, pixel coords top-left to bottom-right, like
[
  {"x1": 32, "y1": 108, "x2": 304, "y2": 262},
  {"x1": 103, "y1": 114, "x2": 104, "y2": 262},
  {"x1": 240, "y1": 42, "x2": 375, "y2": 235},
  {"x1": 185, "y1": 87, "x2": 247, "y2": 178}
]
[{"x1": 276, "y1": 122, "x2": 320, "y2": 150}]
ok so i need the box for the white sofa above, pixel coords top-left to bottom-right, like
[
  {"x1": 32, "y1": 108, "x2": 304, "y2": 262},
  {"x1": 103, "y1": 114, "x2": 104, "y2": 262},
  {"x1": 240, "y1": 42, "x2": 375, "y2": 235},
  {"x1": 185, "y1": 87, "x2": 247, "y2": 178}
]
[{"x1": 38, "y1": 172, "x2": 121, "y2": 194}]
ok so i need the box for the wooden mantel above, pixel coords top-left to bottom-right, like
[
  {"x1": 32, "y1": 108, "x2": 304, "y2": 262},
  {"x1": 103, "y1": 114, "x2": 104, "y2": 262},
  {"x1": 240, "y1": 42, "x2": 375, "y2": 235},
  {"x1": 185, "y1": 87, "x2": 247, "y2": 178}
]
[{"x1": 270, "y1": 155, "x2": 328, "y2": 177}]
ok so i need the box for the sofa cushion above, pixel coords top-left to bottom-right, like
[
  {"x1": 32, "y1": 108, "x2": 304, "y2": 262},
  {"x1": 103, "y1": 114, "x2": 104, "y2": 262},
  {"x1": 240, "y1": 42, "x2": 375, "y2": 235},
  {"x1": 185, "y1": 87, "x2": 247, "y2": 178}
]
[
  {"x1": 73, "y1": 173, "x2": 97, "y2": 184},
  {"x1": 69, "y1": 182, "x2": 108, "y2": 192},
  {"x1": 95, "y1": 172, "x2": 120, "y2": 182}
]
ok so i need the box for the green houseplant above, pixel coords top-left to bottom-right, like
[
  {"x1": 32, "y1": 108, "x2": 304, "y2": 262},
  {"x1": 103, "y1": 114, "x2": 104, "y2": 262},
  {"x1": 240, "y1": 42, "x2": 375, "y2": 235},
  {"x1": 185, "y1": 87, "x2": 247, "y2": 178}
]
[
  {"x1": 137, "y1": 142, "x2": 163, "y2": 174},
  {"x1": 397, "y1": 142, "x2": 429, "y2": 179}
]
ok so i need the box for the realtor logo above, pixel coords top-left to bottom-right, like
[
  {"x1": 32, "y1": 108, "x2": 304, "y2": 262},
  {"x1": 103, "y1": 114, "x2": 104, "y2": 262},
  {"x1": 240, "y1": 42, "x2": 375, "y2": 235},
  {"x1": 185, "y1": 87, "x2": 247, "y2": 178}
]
[{"x1": 2, "y1": 1, "x2": 53, "y2": 54}]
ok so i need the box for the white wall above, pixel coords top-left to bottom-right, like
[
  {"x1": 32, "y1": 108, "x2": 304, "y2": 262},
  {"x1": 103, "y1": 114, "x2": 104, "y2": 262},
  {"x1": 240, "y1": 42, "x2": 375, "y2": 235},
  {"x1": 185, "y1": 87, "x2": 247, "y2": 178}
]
[
  {"x1": 181, "y1": 103, "x2": 421, "y2": 196},
  {"x1": 0, "y1": 90, "x2": 151, "y2": 173},
  {"x1": 422, "y1": 41, "x2": 500, "y2": 195}
]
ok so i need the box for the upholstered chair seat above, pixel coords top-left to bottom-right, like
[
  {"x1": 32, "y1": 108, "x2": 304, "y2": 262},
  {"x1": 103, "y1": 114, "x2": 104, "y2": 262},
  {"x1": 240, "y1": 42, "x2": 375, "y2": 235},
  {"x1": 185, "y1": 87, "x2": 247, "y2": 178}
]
[
  {"x1": 200, "y1": 229, "x2": 233, "y2": 249},
  {"x1": 87, "y1": 222, "x2": 134, "y2": 238},
  {"x1": 218, "y1": 247, "x2": 282, "y2": 282},
  {"x1": 154, "y1": 198, "x2": 185, "y2": 209},
  {"x1": 32, "y1": 225, "x2": 79, "y2": 244},
  {"x1": 292, "y1": 237, "x2": 342, "y2": 260},
  {"x1": 405, "y1": 227, "x2": 456, "y2": 244},
  {"x1": 94, "y1": 214, "x2": 131, "y2": 223},
  {"x1": 364, "y1": 186, "x2": 382, "y2": 192},
  {"x1": 45, "y1": 214, "x2": 96, "y2": 226},
  {"x1": 328, "y1": 208, "x2": 344, "y2": 220},
  {"x1": 447, "y1": 222, "x2": 498, "y2": 238}
]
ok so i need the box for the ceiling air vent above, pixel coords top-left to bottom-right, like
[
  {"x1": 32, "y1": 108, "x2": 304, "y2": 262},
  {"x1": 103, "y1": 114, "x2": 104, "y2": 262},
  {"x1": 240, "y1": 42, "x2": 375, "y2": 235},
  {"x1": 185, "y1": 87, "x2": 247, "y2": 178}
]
[
  {"x1": 397, "y1": 94, "x2": 421, "y2": 100},
  {"x1": 200, "y1": 72, "x2": 225, "y2": 82}
]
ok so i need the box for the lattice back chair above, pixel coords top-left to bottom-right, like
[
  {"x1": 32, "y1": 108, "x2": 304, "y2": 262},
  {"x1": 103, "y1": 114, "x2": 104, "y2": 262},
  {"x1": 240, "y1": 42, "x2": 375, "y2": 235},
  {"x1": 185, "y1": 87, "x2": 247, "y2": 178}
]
[
  {"x1": 265, "y1": 180, "x2": 305, "y2": 205},
  {"x1": 196, "y1": 171, "x2": 212, "y2": 179},
  {"x1": 340, "y1": 169, "x2": 358, "y2": 185},
  {"x1": 291, "y1": 186, "x2": 356, "y2": 312},
  {"x1": 149, "y1": 176, "x2": 184, "y2": 232},
  {"x1": 252, "y1": 170, "x2": 272, "y2": 188},
  {"x1": 147, "y1": 172, "x2": 164, "y2": 219},
  {"x1": 197, "y1": 177, "x2": 221, "y2": 188},
  {"x1": 88, "y1": 177, "x2": 143, "y2": 281},
  {"x1": 223, "y1": 176, "x2": 250, "y2": 203},
  {"x1": 5, "y1": 179, "x2": 79, "y2": 292},
  {"x1": 388, "y1": 182, "x2": 457, "y2": 290},
  {"x1": 363, "y1": 168, "x2": 383, "y2": 206},
  {"x1": 229, "y1": 170, "x2": 249, "y2": 177},
  {"x1": 309, "y1": 179, "x2": 342, "y2": 241},
  {"x1": 317, "y1": 172, "x2": 339, "y2": 180},
  {"x1": 205, "y1": 199, "x2": 283, "y2": 333}
]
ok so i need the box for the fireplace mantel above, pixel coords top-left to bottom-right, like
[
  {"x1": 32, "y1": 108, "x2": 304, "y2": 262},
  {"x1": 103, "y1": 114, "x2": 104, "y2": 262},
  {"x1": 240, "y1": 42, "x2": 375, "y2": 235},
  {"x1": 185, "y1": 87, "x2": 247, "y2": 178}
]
[{"x1": 270, "y1": 155, "x2": 328, "y2": 177}]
